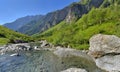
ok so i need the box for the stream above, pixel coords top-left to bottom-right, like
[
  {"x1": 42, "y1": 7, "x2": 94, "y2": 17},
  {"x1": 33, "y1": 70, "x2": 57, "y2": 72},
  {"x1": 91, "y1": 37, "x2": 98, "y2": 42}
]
[{"x1": 0, "y1": 50, "x2": 105, "y2": 72}]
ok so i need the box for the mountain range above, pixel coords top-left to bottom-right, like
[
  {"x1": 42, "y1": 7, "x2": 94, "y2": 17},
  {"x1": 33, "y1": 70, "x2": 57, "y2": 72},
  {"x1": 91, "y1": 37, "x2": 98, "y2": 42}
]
[
  {"x1": 33, "y1": 0, "x2": 120, "y2": 49},
  {"x1": 2, "y1": 0, "x2": 120, "y2": 49},
  {"x1": 4, "y1": 15, "x2": 43, "y2": 31},
  {"x1": 3, "y1": 0, "x2": 104, "y2": 35}
]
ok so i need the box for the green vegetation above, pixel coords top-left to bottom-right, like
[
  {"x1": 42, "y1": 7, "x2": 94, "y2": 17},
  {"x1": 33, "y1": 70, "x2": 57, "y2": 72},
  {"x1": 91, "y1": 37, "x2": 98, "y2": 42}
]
[
  {"x1": 101, "y1": 0, "x2": 120, "y2": 7},
  {"x1": 34, "y1": 3, "x2": 120, "y2": 50},
  {"x1": 80, "y1": 0, "x2": 91, "y2": 5},
  {"x1": 0, "y1": 26, "x2": 34, "y2": 45},
  {"x1": 2, "y1": 0, "x2": 120, "y2": 49}
]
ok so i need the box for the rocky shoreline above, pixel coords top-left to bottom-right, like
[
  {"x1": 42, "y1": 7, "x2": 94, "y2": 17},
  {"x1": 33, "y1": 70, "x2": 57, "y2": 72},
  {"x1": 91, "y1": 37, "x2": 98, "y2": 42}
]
[
  {"x1": 0, "y1": 34, "x2": 120, "y2": 72},
  {"x1": 0, "y1": 40, "x2": 54, "y2": 55},
  {"x1": 88, "y1": 34, "x2": 120, "y2": 72}
]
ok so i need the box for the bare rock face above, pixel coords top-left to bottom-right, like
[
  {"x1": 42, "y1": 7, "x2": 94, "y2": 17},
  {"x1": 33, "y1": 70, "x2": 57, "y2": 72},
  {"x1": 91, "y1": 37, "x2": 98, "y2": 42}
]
[
  {"x1": 61, "y1": 68, "x2": 87, "y2": 72},
  {"x1": 88, "y1": 34, "x2": 120, "y2": 72}
]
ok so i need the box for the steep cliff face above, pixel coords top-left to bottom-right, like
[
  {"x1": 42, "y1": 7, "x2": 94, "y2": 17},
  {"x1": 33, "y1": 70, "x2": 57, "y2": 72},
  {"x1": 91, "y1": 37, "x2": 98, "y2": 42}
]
[
  {"x1": 66, "y1": 0, "x2": 104, "y2": 23},
  {"x1": 18, "y1": 0, "x2": 104, "y2": 35},
  {"x1": 65, "y1": 3, "x2": 87, "y2": 23}
]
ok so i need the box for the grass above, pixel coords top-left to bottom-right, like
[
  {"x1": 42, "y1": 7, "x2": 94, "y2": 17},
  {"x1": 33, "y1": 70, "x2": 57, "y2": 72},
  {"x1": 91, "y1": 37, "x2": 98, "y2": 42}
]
[
  {"x1": 34, "y1": 6, "x2": 120, "y2": 49},
  {"x1": 0, "y1": 38, "x2": 10, "y2": 45},
  {"x1": 0, "y1": 26, "x2": 34, "y2": 45},
  {"x1": 33, "y1": 2, "x2": 120, "y2": 49},
  {"x1": 2, "y1": 0, "x2": 120, "y2": 48}
]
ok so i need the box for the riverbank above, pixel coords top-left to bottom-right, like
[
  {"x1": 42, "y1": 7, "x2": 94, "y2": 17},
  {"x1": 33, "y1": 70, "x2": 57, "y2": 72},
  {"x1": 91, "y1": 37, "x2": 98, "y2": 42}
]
[
  {"x1": 0, "y1": 34, "x2": 120, "y2": 72},
  {"x1": 0, "y1": 42, "x2": 106, "y2": 72}
]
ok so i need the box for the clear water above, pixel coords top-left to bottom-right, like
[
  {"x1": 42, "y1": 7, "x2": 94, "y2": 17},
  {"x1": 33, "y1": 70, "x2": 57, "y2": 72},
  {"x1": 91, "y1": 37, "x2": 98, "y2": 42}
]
[{"x1": 0, "y1": 51, "x2": 105, "y2": 72}]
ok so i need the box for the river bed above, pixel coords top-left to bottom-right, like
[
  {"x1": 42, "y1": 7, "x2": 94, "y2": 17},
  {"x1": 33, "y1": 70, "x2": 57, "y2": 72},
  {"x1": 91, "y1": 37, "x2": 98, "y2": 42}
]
[{"x1": 0, "y1": 50, "x2": 105, "y2": 72}]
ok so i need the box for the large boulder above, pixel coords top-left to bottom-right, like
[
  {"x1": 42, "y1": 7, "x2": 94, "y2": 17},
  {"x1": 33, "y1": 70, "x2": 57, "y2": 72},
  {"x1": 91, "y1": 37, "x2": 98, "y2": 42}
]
[
  {"x1": 88, "y1": 34, "x2": 120, "y2": 72},
  {"x1": 88, "y1": 34, "x2": 120, "y2": 57}
]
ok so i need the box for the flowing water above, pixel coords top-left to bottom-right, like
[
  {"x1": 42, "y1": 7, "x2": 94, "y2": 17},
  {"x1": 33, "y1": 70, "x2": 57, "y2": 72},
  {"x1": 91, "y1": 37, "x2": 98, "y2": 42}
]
[{"x1": 0, "y1": 50, "x2": 105, "y2": 72}]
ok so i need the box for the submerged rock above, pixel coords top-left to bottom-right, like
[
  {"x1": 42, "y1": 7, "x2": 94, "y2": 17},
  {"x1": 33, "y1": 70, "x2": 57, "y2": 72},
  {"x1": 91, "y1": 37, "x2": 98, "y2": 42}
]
[
  {"x1": 10, "y1": 53, "x2": 20, "y2": 56},
  {"x1": 54, "y1": 47, "x2": 92, "y2": 60},
  {"x1": 88, "y1": 34, "x2": 120, "y2": 72},
  {"x1": 61, "y1": 68, "x2": 87, "y2": 72}
]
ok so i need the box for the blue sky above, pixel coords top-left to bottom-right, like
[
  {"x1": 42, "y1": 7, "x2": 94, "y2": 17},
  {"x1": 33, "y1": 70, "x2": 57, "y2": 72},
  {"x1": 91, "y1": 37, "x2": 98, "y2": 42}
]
[{"x1": 0, "y1": 0, "x2": 79, "y2": 25}]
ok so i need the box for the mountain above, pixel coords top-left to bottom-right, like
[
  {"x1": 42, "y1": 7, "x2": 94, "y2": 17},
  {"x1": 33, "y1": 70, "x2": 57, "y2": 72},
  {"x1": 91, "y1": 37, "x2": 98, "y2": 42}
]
[
  {"x1": 17, "y1": 0, "x2": 104, "y2": 35},
  {"x1": 33, "y1": 0, "x2": 120, "y2": 49},
  {"x1": 0, "y1": 26, "x2": 33, "y2": 45},
  {"x1": 18, "y1": 3, "x2": 87, "y2": 35},
  {"x1": 3, "y1": 15, "x2": 43, "y2": 30}
]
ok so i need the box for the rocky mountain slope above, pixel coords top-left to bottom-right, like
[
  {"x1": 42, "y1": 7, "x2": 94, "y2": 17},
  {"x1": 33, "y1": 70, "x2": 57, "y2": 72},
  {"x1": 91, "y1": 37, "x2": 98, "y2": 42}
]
[
  {"x1": 4, "y1": 0, "x2": 104, "y2": 35},
  {"x1": 33, "y1": 0, "x2": 120, "y2": 49},
  {"x1": 3, "y1": 0, "x2": 120, "y2": 50},
  {"x1": 18, "y1": 3, "x2": 89, "y2": 35},
  {"x1": 4, "y1": 15, "x2": 43, "y2": 30}
]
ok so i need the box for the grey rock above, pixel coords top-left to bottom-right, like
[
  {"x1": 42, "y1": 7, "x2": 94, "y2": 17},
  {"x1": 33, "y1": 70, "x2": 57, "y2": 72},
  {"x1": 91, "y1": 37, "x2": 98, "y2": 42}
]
[
  {"x1": 0, "y1": 43, "x2": 32, "y2": 55},
  {"x1": 54, "y1": 47, "x2": 93, "y2": 61},
  {"x1": 40, "y1": 40, "x2": 50, "y2": 48},
  {"x1": 61, "y1": 68, "x2": 87, "y2": 72},
  {"x1": 88, "y1": 34, "x2": 120, "y2": 72},
  {"x1": 95, "y1": 55, "x2": 120, "y2": 72},
  {"x1": 88, "y1": 34, "x2": 120, "y2": 57},
  {"x1": 0, "y1": 42, "x2": 54, "y2": 55}
]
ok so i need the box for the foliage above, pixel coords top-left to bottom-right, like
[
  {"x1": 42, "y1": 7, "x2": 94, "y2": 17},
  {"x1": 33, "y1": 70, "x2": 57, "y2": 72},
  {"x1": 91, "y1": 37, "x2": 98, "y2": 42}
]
[
  {"x1": 33, "y1": 3, "x2": 120, "y2": 50},
  {"x1": 0, "y1": 26, "x2": 34, "y2": 45},
  {"x1": 80, "y1": 0, "x2": 91, "y2": 5}
]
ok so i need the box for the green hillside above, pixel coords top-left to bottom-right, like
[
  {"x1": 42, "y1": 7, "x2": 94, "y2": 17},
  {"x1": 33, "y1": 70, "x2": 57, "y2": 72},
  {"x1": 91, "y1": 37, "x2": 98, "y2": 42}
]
[
  {"x1": 0, "y1": 26, "x2": 33, "y2": 45},
  {"x1": 34, "y1": 2, "x2": 120, "y2": 50}
]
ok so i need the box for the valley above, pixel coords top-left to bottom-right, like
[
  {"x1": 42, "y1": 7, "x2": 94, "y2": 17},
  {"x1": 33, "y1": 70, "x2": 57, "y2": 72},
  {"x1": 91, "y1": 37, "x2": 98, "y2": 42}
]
[{"x1": 0, "y1": 0, "x2": 120, "y2": 72}]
